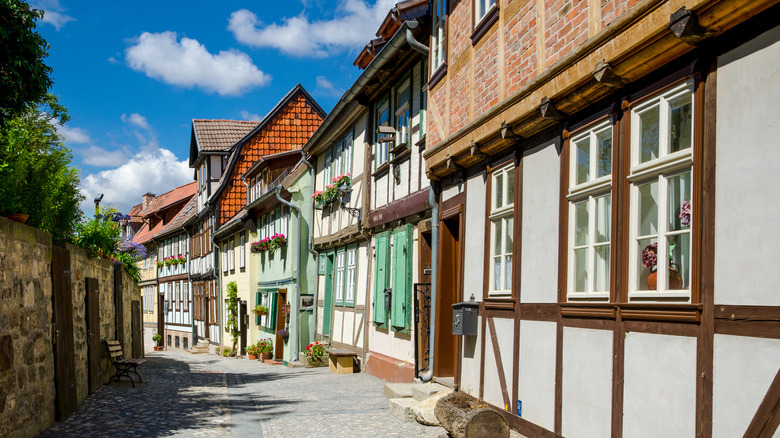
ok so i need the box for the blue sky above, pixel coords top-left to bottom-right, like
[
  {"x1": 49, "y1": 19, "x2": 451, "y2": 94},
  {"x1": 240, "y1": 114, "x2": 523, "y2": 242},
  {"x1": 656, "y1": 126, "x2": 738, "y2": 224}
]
[{"x1": 33, "y1": 0, "x2": 395, "y2": 214}]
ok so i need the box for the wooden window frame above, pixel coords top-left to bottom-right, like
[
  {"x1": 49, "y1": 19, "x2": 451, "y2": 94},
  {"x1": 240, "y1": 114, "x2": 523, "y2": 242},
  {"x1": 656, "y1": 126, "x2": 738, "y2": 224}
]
[
  {"x1": 472, "y1": 0, "x2": 499, "y2": 45},
  {"x1": 430, "y1": 0, "x2": 448, "y2": 88},
  {"x1": 485, "y1": 157, "x2": 517, "y2": 298}
]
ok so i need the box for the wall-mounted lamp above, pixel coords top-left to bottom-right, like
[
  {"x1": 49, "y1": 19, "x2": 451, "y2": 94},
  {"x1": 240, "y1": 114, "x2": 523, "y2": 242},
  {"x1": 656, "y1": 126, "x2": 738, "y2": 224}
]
[{"x1": 338, "y1": 185, "x2": 362, "y2": 223}]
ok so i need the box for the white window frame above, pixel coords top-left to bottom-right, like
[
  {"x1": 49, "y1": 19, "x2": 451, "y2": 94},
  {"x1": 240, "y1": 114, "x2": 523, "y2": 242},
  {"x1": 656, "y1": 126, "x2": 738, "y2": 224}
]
[
  {"x1": 475, "y1": 0, "x2": 496, "y2": 27},
  {"x1": 567, "y1": 121, "x2": 613, "y2": 301},
  {"x1": 627, "y1": 81, "x2": 694, "y2": 301},
  {"x1": 240, "y1": 233, "x2": 245, "y2": 269},
  {"x1": 488, "y1": 163, "x2": 515, "y2": 297},
  {"x1": 342, "y1": 132, "x2": 353, "y2": 176},
  {"x1": 346, "y1": 247, "x2": 357, "y2": 305},
  {"x1": 280, "y1": 207, "x2": 288, "y2": 238},
  {"x1": 335, "y1": 250, "x2": 345, "y2": 305},
  {"x1": 229, "y1": 238, "x2": 235, "y2": 271},
  {"x1": 375, "y1": 99, "x2": 390, "y2": 168},
  {"x1": 183, "y1": 282, "x2": 189, "y2": 312},
  {"x1": 222, "y1": 244, "x2": 228, "y2": 273},
  {"x1": 324, "y1": 150, "x2": 332, "y2": 188},
  {"x1": 432, "y1": 0, "x2": 447, "y2": 71},
  {"x1": 395, "y1": 79, "x2": 411, "y2": 147}
]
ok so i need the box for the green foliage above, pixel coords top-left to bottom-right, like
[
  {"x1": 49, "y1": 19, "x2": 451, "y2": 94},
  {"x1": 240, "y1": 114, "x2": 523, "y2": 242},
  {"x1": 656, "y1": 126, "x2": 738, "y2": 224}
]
[
  {"x1": 0, "y1": 94, "x2": 83, "y2": 240},
  {"x1": 225, "y1": 281, "x2": 239, "y2": 356},
  {"x1": 0, "y1": 0, "x2": 53, "y2": 125},
  {"x1": 257, "y1": 338, "x2": 273, "y2": 354},
  {"x1": 72, "y1": 207, "x2": 145, "y2": 283},
  {"x1": 152, "y1": 333, "x2": 162, "y2": 345}
]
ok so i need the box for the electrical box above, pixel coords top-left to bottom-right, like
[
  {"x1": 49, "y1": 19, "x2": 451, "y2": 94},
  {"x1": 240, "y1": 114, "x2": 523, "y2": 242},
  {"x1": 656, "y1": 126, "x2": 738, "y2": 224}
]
[{"x1": 452, "y1": 299, "x2": 479, "y2": 336}]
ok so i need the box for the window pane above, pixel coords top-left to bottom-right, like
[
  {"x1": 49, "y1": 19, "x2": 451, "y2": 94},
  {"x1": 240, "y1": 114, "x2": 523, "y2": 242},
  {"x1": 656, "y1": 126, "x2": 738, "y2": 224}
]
[
  {"x1": 668, "y1": 172, "x2": 692, "y2": 231},
  {"x1": 505, "y1": 217, "x2": 513, "y2": 254},
  {"x1": 493, "y1": 220, "x2": 502, "y2": 256},
  {"x1": 494, "y1": 173, "x2": 503, "y2": 209},
  {"x1": 595, "y1": 195, "x2": 611, "y2": 243},
  {"x1": 639, "y1": 106, "x2": 660, "y2": 163},
  {"x1": 505, "y1": 254, "x2": 512, "y2": 291},
  {"x1": 574, "y1": 201, "x2": 588, "y2": 247},
  {"x1": 596, "y1": 128, "x2": 612, "y2": 178},
  {"x1": 574, "y1": 248, "x2": 587, "y2": 293},
  {"x1": 506, "y1": 168, "x2": 515, "y2": 206},
  {"x1": 668, "y1": 93, "x2": 692, "y2": 153},
  {"x1": 575, "y1": 137, "x2": 590, "y2": 184},
  {"x1": 638, "y1": 181, "x2": 658, "y2": 237},
  {"x1": 594, "y1": 245, "x2": 610, "y2": 293},
  {"x1": 667, "y1": 233, "x2": 690, "y2": 290},
  {"x1": 493, "y1": 256, "x2": 502, "y2": 291},
  {"x1": 637, "y1": 238, "x2": 657, "y2": 291}
]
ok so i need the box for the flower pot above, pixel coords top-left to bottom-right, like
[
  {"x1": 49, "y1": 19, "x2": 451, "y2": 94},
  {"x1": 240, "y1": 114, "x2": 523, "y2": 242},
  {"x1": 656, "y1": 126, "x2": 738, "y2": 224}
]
[
  {"x1": 247, "y1": 353, "x2": 258, "y2": 360},
  {"x1": 647, "y1": 264, "x2": 683, "y2": 290},
  {"x1": 4, "y1": 213, "x2": 29, "y2": 224},
  {"x1": 260, "y1": 352, "x2": 272, "y2": 362},
  {"x1": 154, "y1": 346, "x2": 163, "y2": 351},
  {"x1": 305, "y1": 356, "x2": 326, "y2": 368}
]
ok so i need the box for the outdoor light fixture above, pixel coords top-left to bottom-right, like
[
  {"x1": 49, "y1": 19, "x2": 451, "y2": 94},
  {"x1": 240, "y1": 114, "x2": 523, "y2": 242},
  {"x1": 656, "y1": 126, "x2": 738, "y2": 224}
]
[
  {"x1": 338, "y1": 185, "x2": 362, "y2": 222},
  {"x1": 94, "y1": 193, "x2": 103, "y2": 216}
]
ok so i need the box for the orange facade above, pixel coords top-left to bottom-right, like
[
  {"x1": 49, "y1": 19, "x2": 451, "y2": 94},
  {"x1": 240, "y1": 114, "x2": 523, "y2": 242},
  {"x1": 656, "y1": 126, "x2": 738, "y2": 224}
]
[{"x1": 217, "y1": 94, "x2": 323, "y2": 226}]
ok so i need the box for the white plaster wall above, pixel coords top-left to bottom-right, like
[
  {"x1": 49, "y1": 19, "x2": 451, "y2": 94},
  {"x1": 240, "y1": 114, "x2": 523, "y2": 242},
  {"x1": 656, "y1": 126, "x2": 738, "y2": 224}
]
[
  {"x1": 464, "y1": 172, "x2": 487, "y2": 301},
  {"x1": 441, "y1": 182, "x2": 463, "y2": 202},
  {"x1": 562, "y1": 327, "x2": 612, "y2": 438},
  {"x1": 517, "y1": 320, "x2": 557, "y2": 431},
  {"x1": 460, "y1": 316, "x2": 483, "y2": 396},
  {"x1": 396, "y1": 159, "x2": 410, "y2": 200},
  {"x1": 375, "y1": 172, "x2": 388, "y2": 208},
  {"x1": 714, "y1": 25, "x2": 780, "y2": 306},
  {"x1": 713, "y1": 334, "x2": 780, "y2": 438},
  {"x1": 483, "y1": 318, "x2": 515, "y2": 409},
  {"x1": 520, "y1": 140, "x2": 560, "y2": 303},
  {"x1": 623, "y1": 332, "x2": 696, "y2": 437}
]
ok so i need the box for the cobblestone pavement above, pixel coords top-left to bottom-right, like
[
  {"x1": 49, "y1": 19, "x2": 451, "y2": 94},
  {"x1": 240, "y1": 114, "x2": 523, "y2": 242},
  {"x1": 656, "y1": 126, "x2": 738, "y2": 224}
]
[{"x1": 36, "y1": 351, "x2": 447, "y2": 437}]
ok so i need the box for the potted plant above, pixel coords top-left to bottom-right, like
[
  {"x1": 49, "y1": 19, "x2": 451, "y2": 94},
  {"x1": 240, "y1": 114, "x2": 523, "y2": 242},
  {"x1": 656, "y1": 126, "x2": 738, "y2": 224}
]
[
  {"x1": 277, "y1": 328, "x2": 289, "y2": 341},
  {"x1": 642, "y1": 242, "x2": 683, "y2": 290},
  {"x1": 245, "y1": 343, "x2": 260, "y2": 360},
  {"x1": 304, "y1": 341, "x2": 327, "y2": 367},
  {"x1": 269, "y1": 233, "x2": 287, "y2": 251},
  {"x1": 152, "y1": 333, "x2": 163, "y2": 351},
  {"x1": 252, "y1": 305, "x2": 268, "y2": 316},
  {"x1": 258, "y1": 338, "x2": 273, "y2": 362},
  {"x1": 156, "y1": 260, "x2": 164, "y2": 269}
]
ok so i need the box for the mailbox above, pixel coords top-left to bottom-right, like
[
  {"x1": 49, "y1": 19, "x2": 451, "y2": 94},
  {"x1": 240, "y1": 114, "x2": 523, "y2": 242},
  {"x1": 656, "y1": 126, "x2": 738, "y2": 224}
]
[{"x1": 452, "y1": 299, "x2": 479, "y2": 336}]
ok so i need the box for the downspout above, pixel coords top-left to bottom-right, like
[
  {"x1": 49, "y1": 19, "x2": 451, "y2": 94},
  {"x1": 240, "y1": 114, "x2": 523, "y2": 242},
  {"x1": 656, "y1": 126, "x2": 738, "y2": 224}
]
[
  {"x1": 275, "y1": 186, "x2": 302, "y2": 362},
  {"x1": 421, "y1": 181, "x2": 439, "y2": 383},
  {"x1": 242, "y1": 179, "x2": 251, "y2": 205},
  {"x1": 405, "y1": 20, "x2": 429, "y2": 56},
  {"x1": 300, "y1": 150, "x2": 319, "y2": 346}
]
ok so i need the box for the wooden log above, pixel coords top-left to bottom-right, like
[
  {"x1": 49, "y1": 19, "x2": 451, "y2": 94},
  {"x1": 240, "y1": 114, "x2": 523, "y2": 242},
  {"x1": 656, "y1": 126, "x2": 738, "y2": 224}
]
[{"x1": 434, "y1": 392, "x2": 509, "y2": 438}]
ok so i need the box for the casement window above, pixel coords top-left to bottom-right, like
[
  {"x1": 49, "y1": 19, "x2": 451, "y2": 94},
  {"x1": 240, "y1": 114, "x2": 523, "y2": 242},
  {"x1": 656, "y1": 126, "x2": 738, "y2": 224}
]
[
  {"x1": 280, "y1": 207, "x2": 288, "y2": 238},
  {"x1": 240, "y1": 233, "x2": 245, "y2": 269},
  {"x1": 375, "y1": 98, "x2": 391, "y2": 168},
  {"x1": 488, "y1": 163, "x2": 515, "y2": 297},
  {"x1": 229, "y1": 238, "x2": 235, "y2": 271},
  {"x1": 346, "y1": 247, "x2": 357, "y2": 307},
  {"x1": 475, "y1": 0, "x2": 496, "y2": 26},
  {"x1": 336, "y1": 131, "x2": 353, "y2": 176},
  {"x1": 395, "y1": 79, "x2": 412, "y2": 147},
  {"x1": 431, "y1": 0, "x2": 447, "y2": 71},
  {"x1": 628, "y1": 81, "x2": 693, "y2": 300},
  {"x1": 222, "y1": 244, "x2": 228, "y2": 273},
  {"x1": 175, "y1": 282, "x2": 181, "y2": 311},
  {"x1": 269, "y1": 210, "x2": 276, "y2": 237},
  {"x1": 324, "y1": 149, "x2": 332, "y2": 186},
  {"x1": 183, "y1": 283, "x2": 189, "y2": 312},
  {"x1": 335, "y1": 249, "x2": 345, "y2": 305},
  {"x1": 567, "y1": 121, "x2": 613, "y2": 300},
  {"x1": 260, "y1": 216, "x2": 266, "y2": 240}
]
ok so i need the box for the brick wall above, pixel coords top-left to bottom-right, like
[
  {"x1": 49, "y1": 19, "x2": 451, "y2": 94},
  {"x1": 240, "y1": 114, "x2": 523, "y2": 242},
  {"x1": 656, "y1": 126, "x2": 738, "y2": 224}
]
[
  {"x1": 544, "y1": 0, "x2": 589, "y2": 68},
  {"x1": 505, "y1": 0, "x2": 538, "y2": 96},
  {"x1": 474, "y1": 30, "x2": 500, "y2": 118}
]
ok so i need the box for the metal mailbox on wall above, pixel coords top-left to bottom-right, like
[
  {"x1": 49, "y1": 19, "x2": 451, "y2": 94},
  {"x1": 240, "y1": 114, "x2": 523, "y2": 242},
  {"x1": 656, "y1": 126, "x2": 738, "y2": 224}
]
[{"x1": 452, "y1": 299, "x2": 479, "y2": 336}]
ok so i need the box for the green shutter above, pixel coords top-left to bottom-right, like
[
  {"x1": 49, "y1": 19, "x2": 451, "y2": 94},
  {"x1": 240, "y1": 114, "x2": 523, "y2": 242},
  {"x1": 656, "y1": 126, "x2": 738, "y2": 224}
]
[
  {"x1": 269, "y1": 292, "x2": 277, "y2": 330},
  {"x1": 391, "y1": 225, "x2": 412, "y2": 330},
  {"x1": 255, "y1": 291, "x2": 261, "y2": 326},
  {"x1": 374, "y1": 233, "x2": 390, "y2": 326}
]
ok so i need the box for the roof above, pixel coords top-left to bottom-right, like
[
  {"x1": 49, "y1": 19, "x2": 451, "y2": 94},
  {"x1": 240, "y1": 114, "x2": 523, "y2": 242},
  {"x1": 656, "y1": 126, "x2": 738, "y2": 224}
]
[
  {"x1": 243, "y1": 148, "x2": 302, "y2": 179},
  {"x1": 155, "y1": 195, "x2": 198, "y2": 240},
  {"x1": 190, "y1": 119, "x2": 259, "y2": 166},
  {"x1": 141, "y1": 182, "x2": 196, "y2": 218},
  {"x1": 354, "y1": 0, "x2": 428, "y2": 69}
]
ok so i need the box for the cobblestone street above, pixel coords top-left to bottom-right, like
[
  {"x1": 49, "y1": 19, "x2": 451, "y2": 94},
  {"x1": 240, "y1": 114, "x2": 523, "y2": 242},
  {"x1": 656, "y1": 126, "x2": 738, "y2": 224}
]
[{"x1": 37, "y1": 351, "x2": 446, "y2": 437}]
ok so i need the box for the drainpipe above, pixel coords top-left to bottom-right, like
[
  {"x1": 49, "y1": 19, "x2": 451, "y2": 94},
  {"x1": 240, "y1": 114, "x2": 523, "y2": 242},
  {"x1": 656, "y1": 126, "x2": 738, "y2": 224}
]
[
  {"x1": 300, "y1": 150, "x2": 319, "y2": 346},
  {"x1": 275, "y1": 186, "x2": 302, "y2": 362},
  {"x1": 405, "y1": 20, "x2": 429, "y2": 56},
  {"x1": 242, "y1": 179, "x2": 251, "y2": 205},
  {"x1": 421, "y1": 181, "x2": 439, "y2": 383}
]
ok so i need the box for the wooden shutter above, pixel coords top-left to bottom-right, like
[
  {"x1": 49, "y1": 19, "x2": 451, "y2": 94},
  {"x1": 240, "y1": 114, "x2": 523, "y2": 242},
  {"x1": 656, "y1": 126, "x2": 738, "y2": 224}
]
[
  {"x1": 391, "y1": 225, "x2": 412, "y2": 330},
  {"x1": 374, "y1": 233, "x2": 390, "y2": 326},
  {"x1": 255, "y1": 291, "x2": 261, "y2": 326}
]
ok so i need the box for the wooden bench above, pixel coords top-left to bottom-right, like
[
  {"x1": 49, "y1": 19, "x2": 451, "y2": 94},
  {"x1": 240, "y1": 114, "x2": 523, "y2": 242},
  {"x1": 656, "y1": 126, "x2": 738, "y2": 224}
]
[
  {"x1": 106, "y1": 340, "x2": 146, "y2": 387},
  {"x1": 325, "y1": 348, "x2": 359, "y2": 374}
]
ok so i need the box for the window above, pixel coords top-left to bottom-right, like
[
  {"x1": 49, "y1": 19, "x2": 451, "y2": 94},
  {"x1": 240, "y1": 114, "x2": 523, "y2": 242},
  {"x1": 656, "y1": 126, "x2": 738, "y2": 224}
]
[
  {"x1": 375, "y1": 98, "x2": 391, "y2": 168},
  {"x1": 222, "y1": 244, "x2": 228, "y2": 273},
  {"x1": 475, "y1": 0, "x2": 496, "y2": 26},
  {"x1": 395, "y1": 80, "x2": 411, "y2": 147},
  {"x1": 324, "y1": 149, "x2": 332, "y2": 186},
  {"x1": 183, "y1": 283, "x2": 189, "y2": 312},
  {"x1": 339, "y1": 131, "x2": 353, "y2": 176},
  {"x1": 280, "y1": 207, "x2": 288, "y2": 238},
  {"x1": 269, "y1": 210, "x2": 276, "y2": 237},
  {"x1": 260, "y1": 216, "x2": 266, "y2": 240},
  {"x1": 567, "y1": 121, "x2": 613, "y2": 300},
  {"x1": 628, "y1": 81, "x2": 693, "y2": 300},
  {"x1": 432, "y1": 0, "x2": 447, "y2": 71},
  {"x1": 488, "y1": 163, "x2": 515, "y2": 297},
  {"x1": 346, "y1": 247, "x2": 357, "y2": 306},
  {"x1": 240, "y1": 233, "x2": 245, "y2": 269},
  {"x1": 335, "y1": 250, "x2": 345, "y2": 305},
  {"x1": 175, "y1": 282, "x2": 181, "y2": 311},
  {"x1": 229, "y1": 238, "x2": 235, "y2": 271}
]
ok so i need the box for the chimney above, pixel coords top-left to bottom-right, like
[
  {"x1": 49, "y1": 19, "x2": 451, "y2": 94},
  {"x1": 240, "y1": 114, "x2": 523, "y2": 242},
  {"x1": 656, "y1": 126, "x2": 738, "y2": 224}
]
[{"x1": 142, "y1": 193, "x2": 156, "y2": 210}]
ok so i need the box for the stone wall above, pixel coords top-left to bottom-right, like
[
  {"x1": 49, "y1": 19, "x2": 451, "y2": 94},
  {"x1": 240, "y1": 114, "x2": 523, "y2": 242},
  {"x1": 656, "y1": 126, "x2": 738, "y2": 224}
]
[
  {"x1": 0, "y1": 217, "x2": 142, "y2": 437},
  {"x1": 0, "y1": 217, "x2": 56, "y2": 438}
]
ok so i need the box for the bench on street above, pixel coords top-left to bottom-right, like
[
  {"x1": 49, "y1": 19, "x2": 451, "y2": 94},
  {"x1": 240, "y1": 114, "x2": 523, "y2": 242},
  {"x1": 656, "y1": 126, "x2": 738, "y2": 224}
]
[
  {"x1": 106, "y1": 340, "x2": 146, "y2": 387},
  {"x1": 325, "y1": 348, "x2": 358, "y2": 374}
]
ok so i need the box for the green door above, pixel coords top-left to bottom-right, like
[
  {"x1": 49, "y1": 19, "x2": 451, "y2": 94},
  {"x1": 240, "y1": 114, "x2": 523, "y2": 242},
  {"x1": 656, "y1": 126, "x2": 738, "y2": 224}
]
[
  {"x1": 391, "y1": 225, "x2": 412, "y2": 331},
  {"x1": 322, "y1": 251, "x2": 335, "y2": 337}
]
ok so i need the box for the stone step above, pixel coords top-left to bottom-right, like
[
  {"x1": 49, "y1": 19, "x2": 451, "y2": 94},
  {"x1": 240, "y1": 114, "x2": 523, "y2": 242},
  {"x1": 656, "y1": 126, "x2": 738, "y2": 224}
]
[
  {"x1": 384, "y1": 382, "x2": 414, "y2": 399},
  {"x1": 187, "y1": 341, "x2": 211, "y2": 354},
  {"x1": 412, "y1": 382, "x2": 450, "y2": 401},
  {"x1": 388, "y1": 397, "x2": 418, "y2": 422}
]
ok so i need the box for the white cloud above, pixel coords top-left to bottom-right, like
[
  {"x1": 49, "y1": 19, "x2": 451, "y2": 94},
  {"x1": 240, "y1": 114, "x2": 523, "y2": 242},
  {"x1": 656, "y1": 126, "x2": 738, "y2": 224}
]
[
  {"x1": 228, "y1": 0, "x2": 395, "y2": 57},
  {"x1": 108, "y1": 56, "x2": 119, "y2": 64},
  {"x1": 239, "y1": 110, "x2": 261, "y2": 121},
  {"x1": 315, "y1": 75, "x2": 344, "y2": 97},
  {"x1": 80, "y1": 148, "x2": 192, "y2": 215},
  {"x1": 125, "y1": 31, "x2": 271, "y2": 96},
  {"x1": 33, "y1": 0, "x2": 75, "y2": 30},
  {"x1": 58, "y1": 125, "x2": 92, "y2": 144},
  {"x1": 77, "y1": 145, "x2": 128, "y2": 167},
  {"x1": 122, "y1": 113, "x2": 150, "y2": 130}
]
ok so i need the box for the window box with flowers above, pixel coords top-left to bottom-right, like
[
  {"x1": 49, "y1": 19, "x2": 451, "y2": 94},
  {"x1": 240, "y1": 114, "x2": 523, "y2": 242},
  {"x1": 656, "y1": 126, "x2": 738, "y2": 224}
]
[
  {"x1": 251, "y1": 234, "x2": 287, "y2": 254},
  {"x1": 303, "y1": 341, "x2": 327, "y2": 367},
  {"x1": 313, "y1": 173, "x2": 351, "y2": 209}
]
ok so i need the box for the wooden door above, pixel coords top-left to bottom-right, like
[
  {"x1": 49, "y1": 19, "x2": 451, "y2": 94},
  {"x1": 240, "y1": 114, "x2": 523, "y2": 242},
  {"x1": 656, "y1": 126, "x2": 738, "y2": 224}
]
[
  {"x1": 131, "y1": 300, "x2": 142, "y2": 358},
  {"x1": 52, "y1": 246, "x2": 77, "y2": 420},
  {"x1": 239, "y1": 301, "x2": 247, "y2": 355},
  {"x1": 157, "y1": 290, "x2": 164, "y2": 341},
  {"x1": 322, "y1": 252, "x2": 335, "y2": 338},
  {"x1": 419, "y1": 231, "x2": 433, "y2": 284},
  {"x1": 85, "y1": 278, "x2": 102, "y2": 393},
  {"x1": 113, "y1": 265, "x2": 124, "y2": 349},
  {"x1": 275, "y1": 290, "x2": 287, "y2": 360},
  {"x1": 435, "y1": 216, "x2": 462, "y2": 378}
]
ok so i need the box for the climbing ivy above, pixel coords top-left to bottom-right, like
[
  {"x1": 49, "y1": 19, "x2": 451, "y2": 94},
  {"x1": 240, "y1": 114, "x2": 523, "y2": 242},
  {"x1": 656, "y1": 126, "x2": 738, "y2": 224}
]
[{"x1": 226, "y1": 281, "x2": 239, "y2": 356}]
